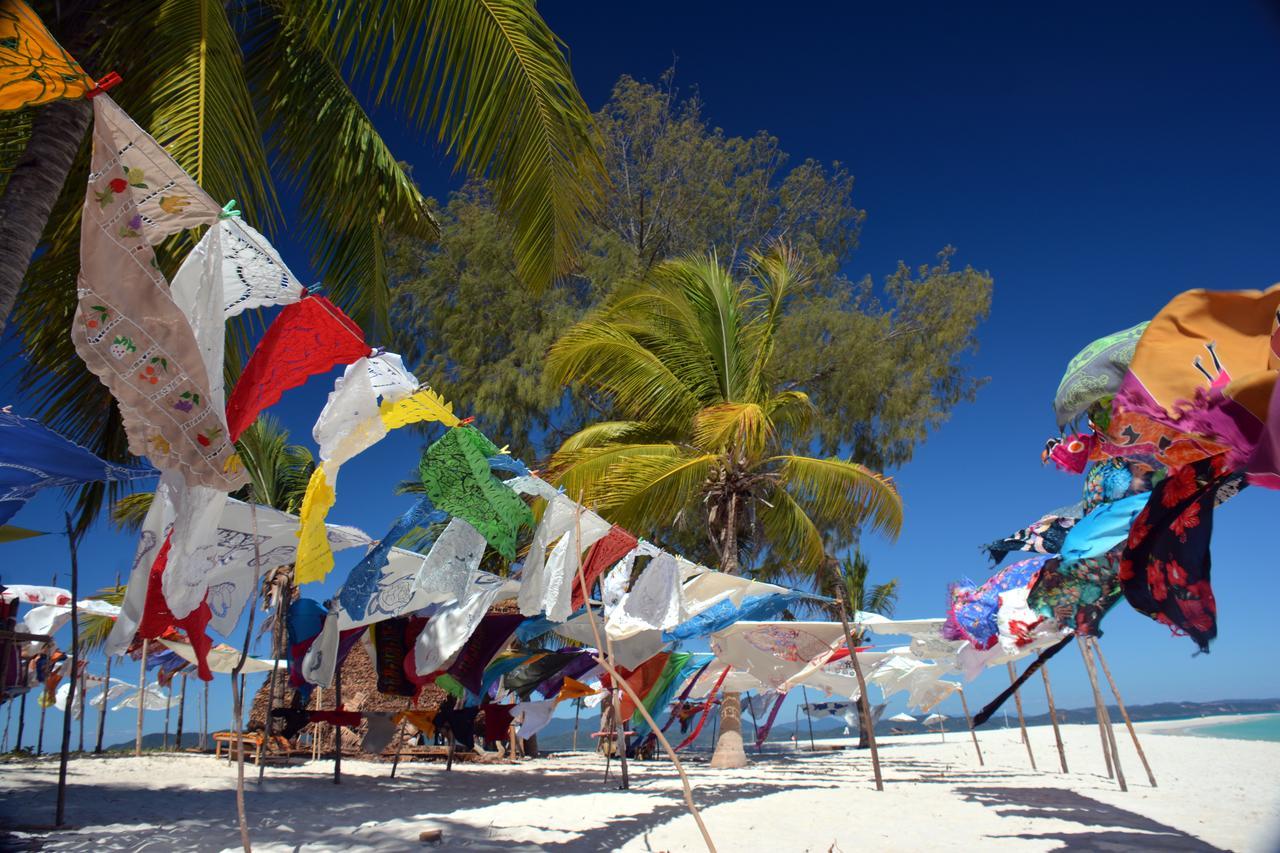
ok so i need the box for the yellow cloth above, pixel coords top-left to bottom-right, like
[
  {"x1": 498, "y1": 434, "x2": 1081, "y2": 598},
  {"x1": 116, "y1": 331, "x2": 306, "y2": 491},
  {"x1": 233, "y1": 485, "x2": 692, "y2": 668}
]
[
  {"x1": 294, "y1": 464, "x2": 337, "y2": 585},
  {"x1": 0, "y1": 0, "x2": 94, "y2": 110},
  {"x1": 557, "y1": 676, "x2": 599, "y2": 703},
  {"x1": 394, "y1": 709, "x2": 437, "y2": 739},
  {"x1": 379, "y1": 387, "x2": 460, "y2": 429}
]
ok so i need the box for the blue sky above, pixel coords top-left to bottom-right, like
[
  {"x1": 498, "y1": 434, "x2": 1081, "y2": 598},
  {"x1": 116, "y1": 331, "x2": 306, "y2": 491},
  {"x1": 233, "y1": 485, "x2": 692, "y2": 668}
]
[{"x1": 4, "y1": 2, "x2": 1280, "y2": 749}]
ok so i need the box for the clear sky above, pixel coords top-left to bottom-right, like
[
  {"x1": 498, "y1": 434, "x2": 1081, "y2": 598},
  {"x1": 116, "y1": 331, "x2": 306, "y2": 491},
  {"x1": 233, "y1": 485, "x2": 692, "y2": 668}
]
[{"x1": 3, "y1": 1, "x2": 1279, "y2": 750}]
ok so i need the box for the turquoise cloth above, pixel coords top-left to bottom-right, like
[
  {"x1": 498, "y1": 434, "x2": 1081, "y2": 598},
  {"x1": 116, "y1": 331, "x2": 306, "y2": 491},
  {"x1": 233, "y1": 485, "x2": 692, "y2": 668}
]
[{"x1": 1058, "y1": 492, "x2": 1151, "y2": 563}]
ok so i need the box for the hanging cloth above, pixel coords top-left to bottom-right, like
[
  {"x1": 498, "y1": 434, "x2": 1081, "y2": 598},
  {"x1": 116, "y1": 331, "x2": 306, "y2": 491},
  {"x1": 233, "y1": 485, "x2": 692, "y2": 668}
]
[
  {"x1": 71, "y1": 95, "x2": 242, "y2": 491},
  {"x1": 419, "y1": 426, "x2": 533, "y2": 560},
  {"x1": 1053, "y1": 322, "x2": 1149, "y2": 428},
  {"x1": 572, "y1": 525, "x2": 638, "y2": 610},
  {"x1": 1120, "y1": 455, "x2": 1245, "y2": 653},
  {"x1": 608, "y1": 553, "x2": 685, "y2": 637},
  {"x1": 0, "y1": 411, "x2": 154, "y2": 526},
  {"x1": 224, "y1": 294, "x2": 369, "y2": 441},
  {"x1": 0, "y1": 0, "x2": 95, "y2": 110},
  {"x1": 135, "y1": 533, "x2": 214, "y2": 681},
  {"x1": 1027, "y1": 552, "x2": 1124, "y2": 637},
  {"x1": 445, "y1": 613, "x2": 525, "y2": 695},
  {"x1": 608, "y1": 652, "x2": 670, "y2": 723}
]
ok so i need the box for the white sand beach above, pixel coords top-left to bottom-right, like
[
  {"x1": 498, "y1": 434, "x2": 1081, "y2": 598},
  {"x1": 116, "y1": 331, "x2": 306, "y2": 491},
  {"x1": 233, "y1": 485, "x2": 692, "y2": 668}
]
[{"x1": 2, "y1": 720, "x2": 1277, "y2": 852}]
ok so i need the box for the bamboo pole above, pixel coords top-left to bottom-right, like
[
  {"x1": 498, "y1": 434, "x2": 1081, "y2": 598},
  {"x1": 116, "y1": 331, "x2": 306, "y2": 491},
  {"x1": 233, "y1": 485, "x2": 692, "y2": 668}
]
[
  {"x1": 55, "y1": 512, "x2": 80, "y2": 826},
  {"x1": 77, "y1": 670, "x2": 85, "y2": 753},
  {"x1": 258, "y1": 570, "x2": 290, "y2": 785},
  {"x1": 1040, "y1": 664, "x2": 1068, "y2": 773},
  {"x1": 958, "y1": 688, "x2": 984, "y2": 766},
  {"x1": 134, "y1": 638, "x2": 148, "y2": 756},
  {"x1": 163, "y1": 681, "x2": 172, "y2": 750},
  {"x1": 1006, "y1": 661, "x2": 1036, "y2": 770},
  {"x1": 94, "y1": 654, "x2": 110, "y2": 753},
  {"x1": 1078, "y1": 636, "x2": 1126, "y2": 791},
  {"x1": 17, "y1": 687, "x2": 26, "y2": 752},
  {"x1": 229, "y1": 503, "x2": 267, "y2": 851},
  {"x1": 332, "y1": 661, "x2": 343, "y2": 785},
  {"x1": 1090, "y1": 637, "x2": 1156, "y2": 787},
  {"x1": 572, "y1": 699, "x2": 581, "y2": 752},
  {"x1": 201, "y1": 679, "x2": 209, "y2": 752},
  {"x1": 832, "y1": 575, "x2": 883, "y2": 791},
  {"x1": 799, "y1": 685, "x2": 817, "y2": 751},
  {"x1": 389, "y1": 719, "x2": 408, "y2": 778},
  {"x1": 573, "y1": 498, "x2": 716, "y2": 853},
  {"x1": 175, "y1": 671, "x2": 187, "y2": 750},
  {"x1": 37, "y1": 692, "x2": 46, "y2": 755}
]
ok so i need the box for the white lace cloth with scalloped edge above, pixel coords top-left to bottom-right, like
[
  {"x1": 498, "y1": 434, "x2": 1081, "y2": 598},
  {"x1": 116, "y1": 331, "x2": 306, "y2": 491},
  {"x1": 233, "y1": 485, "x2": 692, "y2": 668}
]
[
  {"x1": 314, "y1": 358, "x2": 387, "y2": 467},
  {"x1": 220, "y1": 218, "x2": 306, "y2": 317},
  {"x1": 607, "y1": 552, "x2": 685, "y2": 638}
]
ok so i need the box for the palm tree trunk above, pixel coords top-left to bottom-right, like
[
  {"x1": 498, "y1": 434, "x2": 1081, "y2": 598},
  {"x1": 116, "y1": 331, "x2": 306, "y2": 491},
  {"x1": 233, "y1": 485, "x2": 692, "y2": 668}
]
[
  {"x1": 0, "y1": 97, "x2": 92, "y2": 332},
  {"x1": 709, "y1": 492, "x2": 749, "y2": 769}
]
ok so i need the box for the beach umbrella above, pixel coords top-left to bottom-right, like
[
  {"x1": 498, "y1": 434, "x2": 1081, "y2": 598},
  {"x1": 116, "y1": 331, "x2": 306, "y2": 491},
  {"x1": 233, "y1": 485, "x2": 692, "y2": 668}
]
[
  {"x1": 923, "y1": 712, "x2": 948, "y2": 742},
  {"x1": 888, "y1": 712, "x2": 916, "y2": 723}
]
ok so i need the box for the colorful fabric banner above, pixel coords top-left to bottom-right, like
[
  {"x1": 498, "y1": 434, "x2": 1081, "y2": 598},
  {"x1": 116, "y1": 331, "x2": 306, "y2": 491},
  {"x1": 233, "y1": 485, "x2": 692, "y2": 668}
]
[
  {"x1": 1057, "y1": 491, "x2": 1150, "y2": 563},
  {"x1": 944, "y1": 555, "x2": 1050, "y2": 650},
  {"x1": 72, "y1": 95, "x2": 242, "y2": 491},
  {"x1": 0, "y1": 411, "x2": 154, "y2": 525},
  {"x1": 224, "y1": 294, "x2": 369, "y2": 441},
  {"x1": 982, "y1": 509, "x2": 1078, "y2": 566},
  {"x1": 662, "y1": 591, "x2": 803, "y2": 643},
  {"x1": 1120, "y1": 455, "x2": 1245, "y2": 653},
  {"x1": 446, "y1": 613, "x2": 525, "y2": 695},
  {"x1": 1053, "y1": 322, "x2": 1148, "y2": 428},
  {"x1": 419, "y1": 426, "x2": 533, "y2": 560},
  {"x1": 1027, "y1": 551, "x2": 1123, "y2": 637},
  {"x1": 0, "y1": 0, "x2": 94, "y2": 110},
  {"x1": 573, "y1": 525, "x2": 638, "y2": 610}
]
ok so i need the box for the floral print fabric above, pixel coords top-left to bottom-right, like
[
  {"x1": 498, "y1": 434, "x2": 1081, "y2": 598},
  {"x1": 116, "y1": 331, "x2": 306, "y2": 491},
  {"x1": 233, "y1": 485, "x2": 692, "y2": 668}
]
[
  {"x1": 1120, "y1": 454, "x2": 1244, "y2": 653},
  {"x1": 0, "y1": 0, "x2": 94, "y2": 110}
]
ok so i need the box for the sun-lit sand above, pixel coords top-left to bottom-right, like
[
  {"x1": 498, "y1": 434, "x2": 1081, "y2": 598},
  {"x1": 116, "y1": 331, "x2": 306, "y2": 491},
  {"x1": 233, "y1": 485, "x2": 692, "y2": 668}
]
[{"x1": 2, "y1": 720, "x2": 1277, "y2": 851}]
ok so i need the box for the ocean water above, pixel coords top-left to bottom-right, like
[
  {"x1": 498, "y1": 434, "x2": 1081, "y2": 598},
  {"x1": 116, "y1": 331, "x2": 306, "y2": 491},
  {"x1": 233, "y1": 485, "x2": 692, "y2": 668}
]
[{"x1": 1175, "y1": 713, "x2": 1280, "y2": 742}]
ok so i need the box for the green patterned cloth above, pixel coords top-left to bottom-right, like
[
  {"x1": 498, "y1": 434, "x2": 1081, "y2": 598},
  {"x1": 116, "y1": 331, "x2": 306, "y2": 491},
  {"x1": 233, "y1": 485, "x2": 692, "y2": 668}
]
[
  {"x1": 1026, "y1": 552, "x2": 1122, "y2": 636},
  {"x1": 1053, "y1": 322, "x2": 1148, "y2": 428},
  {"x1": 419, "y1": 426, "x2": 533, "y2": 559}
]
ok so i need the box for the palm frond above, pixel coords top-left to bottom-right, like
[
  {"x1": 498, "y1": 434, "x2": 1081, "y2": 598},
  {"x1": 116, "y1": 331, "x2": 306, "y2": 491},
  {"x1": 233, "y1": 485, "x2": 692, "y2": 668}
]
[
  {"x1": 243, "y1": 8, "x2": 436, "y2": 333},
  {"x1": 551, "y1": 442, "x2": 690, "y2": 511},
  {"x1": 232, "y1": 415, "x2": 314, "y2": 512},
  {"x1": 109, "y1": 492, "x2": 155, "y2": 534},
  {"x1": 304, "y1": 0, "x2": 605, "y2": 291},
  {"x1": 862, "y1": 579, "x2": 899, "y2": 618},
  {"x1": 772, "y1": 454, "x2": 903, "y2": 540},
  {"x1": 598, "y1": 449, "x2": 718, "y2": 535},
  {"x1": 555, "y1": 420, "x2": 658, "y2": 453},
  {"x1": 693, "y1": 402, "x2": 770, "y2": 459},
  {"x1": 77, "y1": 583, "x2": 126, "y2": 655},
  {"x1": 764, "y1": 390, "x2": 815, "y2": 443},
  {"x1": 756, "y1": 485, "x2": 825, "y2": 572}
]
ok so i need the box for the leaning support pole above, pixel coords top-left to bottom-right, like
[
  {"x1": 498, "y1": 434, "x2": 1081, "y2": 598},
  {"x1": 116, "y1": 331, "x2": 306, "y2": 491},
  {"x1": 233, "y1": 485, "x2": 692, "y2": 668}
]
[
  {"x1": 54, "y1": 512, "x2": 80, "y2": 826},
  {"x1": 332, "y1": 661, "x2": 343, "y2": 785},
  {"x1": 229, "y1": 503, "x2": 266, "y2": 852},
  {"x1": 1040, "y1": 664, "x2": 1068, "y2": 773},
  {"x1": 1078, "y1": 636, "x2": 1126, "y2": 791},
  {"x1": 799, "y1": 685, "x2": 817, "y2": 751},
  {"x1": 573, "y1": 499, "x2": 716, "y2": 853},
  {"x1": 389, "y1": 718, "x2": 408, "y2": 778},
  {"x1": 1006, "y1": 661, "x2": 1036, "y2": 770},
  {"x1": 134, "y1": 638, "x2": 148, "y2": 757},
  {"x1": 1090, "y1": 637, "x2": 1156, "y2": 788},
  {"x1": 832, "y1": 575, "x2": 883, "y2": 792},
  {"x1": 958, "y1": 688, "x2": 984, "y2": 766},
  {"x1": 175, "y1": 672, "x2": 187, "y2": 750}
]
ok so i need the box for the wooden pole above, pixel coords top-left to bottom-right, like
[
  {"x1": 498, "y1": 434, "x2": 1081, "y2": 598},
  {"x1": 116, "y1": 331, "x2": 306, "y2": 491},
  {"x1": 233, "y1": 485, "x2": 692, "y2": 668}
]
[
  {"x1": 832, "y1": 575, "x2": 883, "y2": 791},
  {"x1": 958, "y1": 688, "x2": 984, "y2": 766},
  {"x1": 37, "y1": 693, "x2": 46, "y2": 755},
  {"x1": 229, "y1": 502, "x2": 266, "y2": 851},
  {"x1": 201, "y1": 679, "x2": 209, "y2": 752},
  {"x1": 332, "y1": 660, "x2": 343, "y2": 785},
  {"x1": 1090, "y1": 637, "x2": 1156, "y2": 787},
  {"x1": 572, "y1": 497, "x2": 716, "y2": 853},
  {"x1": 94, "y1": 655, "x2": 110, "y2": 753},
  {"x1": 389, "y1": 718, "x2": 408, "y2": 778},
  {"x1": 77, "y1": 670, "x2": 85, "y2": 753},
  {"x1": 17, "y1": 686, "x2": 26, "y2": 752},
  {"x1": 1040, "y1": 664, "x2": 1068, "y2": 773},
  {"x1": 572, "y1": 699, "x2": 581, "y2": 752},
  {"x1": 163, "y1": 681, "x2": 172, "y2": 750},
  {"x1": 1078, "y1": 636, "x2": 1126, "y2": 791},
  {"x1": 175, "y1": 672, "x2": 187, "y2": 750},
  {"x1": 55, "y1": 512, "x2": 80, "y2": 826},
  {"x1": 799, "y1": 685, "x2": 817, "y2": 751},
  {"x1": 134, "y1": 638, "x2": 148, "y2": 756},
  {"x1": 258, "y1": 571, "x2": 290, "y2": 785},
  {"x1": 1003, "y1": 655, "x2": 1034, "y2": 768}
]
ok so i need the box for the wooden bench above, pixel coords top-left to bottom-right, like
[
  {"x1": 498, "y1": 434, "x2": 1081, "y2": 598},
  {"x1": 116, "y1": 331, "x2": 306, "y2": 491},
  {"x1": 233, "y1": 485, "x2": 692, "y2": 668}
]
[{"x1": 212, "y1": 732, "x2": 296, "y2": 765}]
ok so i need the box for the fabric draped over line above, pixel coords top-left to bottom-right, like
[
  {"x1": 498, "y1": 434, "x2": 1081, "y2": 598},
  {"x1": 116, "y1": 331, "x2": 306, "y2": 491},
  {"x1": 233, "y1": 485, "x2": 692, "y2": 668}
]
[
  {"x1": 605, "y1": 652, "x2": 671, "y2": 723},
  {"x1": 419, "y1": 426, "x2": 533, "y2": 561},
  {"x1": 412, "y1": 572, "x2": 507, "y2": 677},
  {"x1": 607, "y1": 552, "x2": 685, "y2": 638},
  {"x1": 0, "y1": 0, "x2": 95, "y2": 110},
  {"x1": 1113, "y1": 285, "x2": 1280, "y2": 486},
  {"x1": 1027, "y1": 551, "x2": 1124, "y2": 636},
  {"x1": 1057, "y1": 491, "x2": 1151, "y2": 563},
  {"x1": 71, "y1": 95, "x2": 241, "y2": 491},
  {"x1": 518, "y1": 494, "x2": 611, "y2": 622},
  {"x1": 628, "y1": 652, "x2": 711, "y2": 743},
  {"x1": 981, "y1": 508, "x2": 1078, "y2": 566},
  {"x1": 1120, "y1": 454, "x2": 1244, "y2": 653},
  {"x1": 944, "y1": 555, "x2": 1050, "y2": 650},
  {"x1": 446, "y1": 613, "x2": 525, "y2": 696},
  {"x1": 224, "y1": 294, "x2": 369, "y2": 442},
  {"x1": 0, "y1": 411, "x2": 154, "y2": 526},
  {"x1": 1054, "y1": 321, "x2": 1148, "y2": 428},
  {"x1": 573, "y1": 525, "x2": 638, "y2": 610}
]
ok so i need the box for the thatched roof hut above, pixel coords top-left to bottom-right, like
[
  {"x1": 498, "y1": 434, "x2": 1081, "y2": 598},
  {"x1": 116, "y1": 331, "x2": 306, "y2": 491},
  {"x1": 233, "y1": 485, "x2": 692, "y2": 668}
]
[{"x1": 248, "y1": 641, "x2": 448, "y2": 758}]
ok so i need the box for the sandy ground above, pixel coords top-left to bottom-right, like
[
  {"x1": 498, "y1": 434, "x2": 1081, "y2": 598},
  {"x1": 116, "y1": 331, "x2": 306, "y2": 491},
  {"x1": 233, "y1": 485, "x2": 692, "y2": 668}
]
[{"x1": 1, "y1": 721, "x2": 1277, "y2": 852}]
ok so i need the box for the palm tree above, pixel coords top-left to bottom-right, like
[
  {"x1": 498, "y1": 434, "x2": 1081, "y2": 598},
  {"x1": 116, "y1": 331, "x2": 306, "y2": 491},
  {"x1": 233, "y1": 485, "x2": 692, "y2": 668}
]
[
  {"x1": 547, "y1": 246, "x2": 903, "y2": 769},
  {"x1": 3, "y1": 0, "x2": 605, "y2": 530}
]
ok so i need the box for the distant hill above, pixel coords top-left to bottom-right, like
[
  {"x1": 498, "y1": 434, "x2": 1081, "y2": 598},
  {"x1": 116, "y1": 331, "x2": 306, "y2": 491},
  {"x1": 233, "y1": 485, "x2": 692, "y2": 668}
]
[
  {"x1": 104, "y1": 732, "x2": 199, "y2": 752},
  {"x1": 534, "y1": 698, "x2": 1280, "y2": 752}
]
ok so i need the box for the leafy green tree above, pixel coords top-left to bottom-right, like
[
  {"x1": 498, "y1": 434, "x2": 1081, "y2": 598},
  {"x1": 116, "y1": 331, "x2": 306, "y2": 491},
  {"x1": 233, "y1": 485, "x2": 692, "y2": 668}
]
[
  {"x1": 546, "y1": 247, "x2": 903, "y2": 769},
  {"x1": 2, "y1": 0, "x2": 604, "y2": 529},
  {"x1": 390, "y1": 72, "x2": 990, "y2": 467}
]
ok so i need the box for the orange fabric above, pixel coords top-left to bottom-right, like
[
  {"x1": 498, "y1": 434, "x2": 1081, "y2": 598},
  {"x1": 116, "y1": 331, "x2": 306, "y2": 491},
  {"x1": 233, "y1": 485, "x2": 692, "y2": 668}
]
[
  {"x1": 0, "y1": 0, "x2": 94, "y2": 111},
  {"x1": 557, "y1": 676, "x2": 598, "y2": 703},
  {"x1": 613, "y1": 653, "x2": 669, "y2": 722}
]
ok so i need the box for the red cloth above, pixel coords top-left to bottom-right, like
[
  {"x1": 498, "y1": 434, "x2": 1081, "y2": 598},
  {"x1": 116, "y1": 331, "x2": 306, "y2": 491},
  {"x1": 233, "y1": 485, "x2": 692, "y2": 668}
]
[
  {"x1": 224, "y1": 295, "x2": 368, "y2": 441},
  {"x1": 572, "y1": 525, "x2": 638, "y2": 610},
  {"x1": 310, "y1": 710, "x2": 362, "y2": 728},
  {"x1": 137, "y1": 532, "x2": 215, "y2": 681},
  {"x1": 610, "y1": 653, "x2": 670, "y2": 722},
  {"x1": 481, "y1": 703, "x2": 516, "y2": 743}
]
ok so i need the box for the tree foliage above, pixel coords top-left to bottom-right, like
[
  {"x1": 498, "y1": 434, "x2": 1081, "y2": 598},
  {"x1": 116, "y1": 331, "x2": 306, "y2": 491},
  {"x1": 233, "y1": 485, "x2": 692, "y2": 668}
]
[{"x1": 391, "y1": 71, "x2": 990, "y2": 467}]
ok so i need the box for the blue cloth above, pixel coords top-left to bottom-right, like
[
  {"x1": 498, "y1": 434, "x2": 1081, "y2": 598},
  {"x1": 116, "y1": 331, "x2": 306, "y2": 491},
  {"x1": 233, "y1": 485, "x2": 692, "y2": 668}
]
[
  {"x1": 950, "y1": 555, "x2": 1051, "y2": 647},
  {"x1": 480, "y1": 652, "x2": 540, "y2": 698},
  {"x1": 286, "y1": 598, "x2": 327, "y2": 704},
  {"x1": 1059, "y1": 492, "x2": 1150, "y2": 563},
  {"x1": 629, "y1": 653, "x2": 713, "y2": 742},
  {"x1": 336, "y1": 496, "x2": 448, "y2": 622},
  {"x1": 662, "y1": 592, "x2": 804, "y2": 643},
  {"x1": 487, "y1": 454, "x2": 531, "y2": 477},
  {"x1": 0, "y1": 411, "x2": 155, "y2": 525},
  {"x1": 514, "y1": 609, "x2": 585, "y2": 644}
]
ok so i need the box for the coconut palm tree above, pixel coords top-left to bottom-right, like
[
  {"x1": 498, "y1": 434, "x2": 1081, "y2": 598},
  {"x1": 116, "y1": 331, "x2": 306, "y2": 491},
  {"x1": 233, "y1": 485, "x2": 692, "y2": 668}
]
[
  {"x1": 547, "y1": 246, "x2": 903, "y2": 769},
  {"x1": 3, "y1": 0, "x2": 605, "y2": 531}
]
